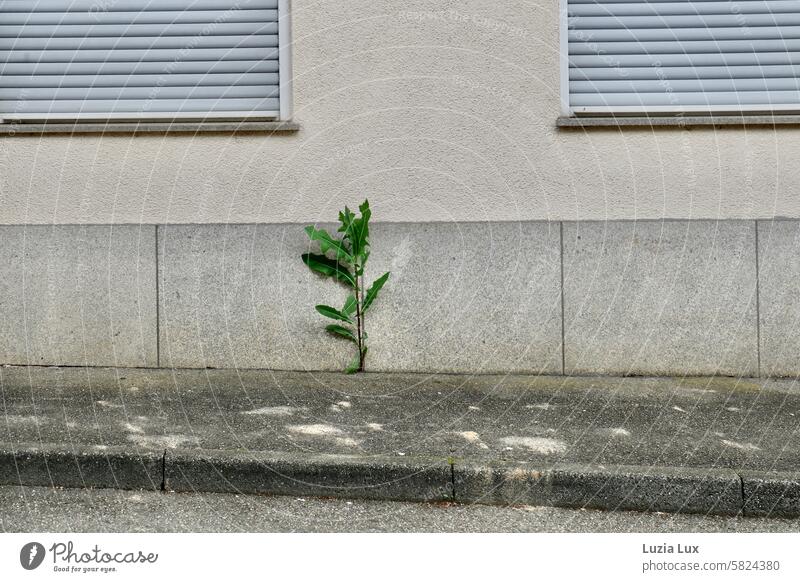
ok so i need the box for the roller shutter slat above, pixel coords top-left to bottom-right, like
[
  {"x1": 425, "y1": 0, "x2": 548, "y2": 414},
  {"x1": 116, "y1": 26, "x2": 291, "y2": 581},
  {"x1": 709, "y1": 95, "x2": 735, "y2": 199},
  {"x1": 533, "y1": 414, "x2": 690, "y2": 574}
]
[
  {"x1": 568, "y1": 26, "x2": 800, "y2": 42},
  {"x1": 0, "y1": 97, "x2": 279, "y2": 113},
  {"x1": 571, "y1": 78, "x2": 800, "y2": 93},
  {"x1": 0, "y1": 23, "x2": 279, "y2": 37},
  {"x1": 0, "y1": 60, "x2": 278, "y2": 75},
  {"x1": 0, "y1": 85, "x2": 279, "y2": 100},
  {"x1": 0, "y1": 10, "x2": 278, "y2": 25},
  {"x1": 0, "y1": 73, "x2": 279, "y2": 88},
  {"x1": 571, "y1": 64, "x2": 800, "y2": 80},
  {"x1": 571, "y1": 90, "x2": 800, "y2": 106},
  {"x1": 0, "y1": 35, "x2": 279, "y2": 51},
  {"x1": 0, "y1": 0, "x2": 281, "y2": 118},
  {"x1": 567, "y1": 0, "x2": 800, "y2": 112},
  {"x1": 570, "y1": 52, "x2": 800, "y2": 67},
  {"x1": 569, "y1": 39, "x2": 800, "y2": 55},
  {"x1": 569, "y1": 1, "x2": 800, "y2": 16},
  {"x1": 0, "y1": 0, "x2": 278, "y2": 11},
  {"x1": 573, "y1": 14, "x2": 800, "y2": 28},
  {"x1": 1, "y1": 47, "x2": 277, "y2": 62}
]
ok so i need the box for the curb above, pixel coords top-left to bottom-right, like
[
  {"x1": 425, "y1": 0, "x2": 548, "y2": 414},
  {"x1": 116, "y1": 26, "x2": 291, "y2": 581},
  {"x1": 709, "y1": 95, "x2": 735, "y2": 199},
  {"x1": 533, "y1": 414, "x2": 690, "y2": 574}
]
[
  {"x1": 165, "y1": 448, "x2": 454, "y2": 503},
  {"x1": 454, "y1": 463, "x2": 743, "y2": 516},
  {"x1": 1, "y1": 443, "x2": 798, "y2": 518},
  {"x1": 0, "y1": 443, "x2": 163, "y2": 492}
]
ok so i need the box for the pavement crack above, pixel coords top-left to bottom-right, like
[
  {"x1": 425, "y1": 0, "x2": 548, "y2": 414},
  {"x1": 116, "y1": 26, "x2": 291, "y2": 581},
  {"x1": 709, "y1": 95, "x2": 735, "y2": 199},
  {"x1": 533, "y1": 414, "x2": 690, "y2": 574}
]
[
  {"x1": 738, "y1": 472, "x2": 746, "y2": 515},
  {"x1": 448, "y1": 456, "x2": 457, "y2": 502},
  {"x1": 160, "y1": 449, "x2": 167, "y2": 492}
]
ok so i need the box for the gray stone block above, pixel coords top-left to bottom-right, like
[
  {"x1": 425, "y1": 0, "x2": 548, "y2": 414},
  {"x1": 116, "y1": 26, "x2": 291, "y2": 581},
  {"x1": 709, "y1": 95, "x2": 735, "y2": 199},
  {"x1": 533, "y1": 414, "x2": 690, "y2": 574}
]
[
  {"x1": 757, "y1": 220, "x2": 800, "y2": 377},
  {"x1": 158, "y1": 222, "x2": 562, "y2": 373},
  {"x1": 563, "y1": 220, "x2": 758, "y2": 376},
  {"x1": 165, "y1": 449, "x2": 454, "y2": 502},
  {"x1": 365, "y1": 222, "x2": 562, "y2": 373},
  {"x1": 453, "y1": 462, "x2": 549, "y2": 506},
  {"x1": 742, "y1": 472, "x2": 800, "y2": 517},
  {"x1": 158, "y1": 223, "x2": 353, "y2": 370},
  {"x1": 543, "y1": 464, "x2": 742, "y2": 515},
  {"x1": 0, "y1": 443, "x2": 163, "y2": 491},
  {"x1": 0, "y1": 225, "x2": 157, "y2": 367},
  {"x1": 454, "y1": 462, "x2": 742, "y2": 515}
]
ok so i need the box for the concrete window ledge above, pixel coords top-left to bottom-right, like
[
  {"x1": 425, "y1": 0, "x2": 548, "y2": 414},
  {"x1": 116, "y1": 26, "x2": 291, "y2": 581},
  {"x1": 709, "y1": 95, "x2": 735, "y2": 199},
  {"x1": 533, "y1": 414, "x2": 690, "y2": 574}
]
[
  {"x1": 0, "y1": 120, "x2": 300, "y2": 136},
  {"x1": 557, "y1": 115, "x2": 800, "y2": 129}
]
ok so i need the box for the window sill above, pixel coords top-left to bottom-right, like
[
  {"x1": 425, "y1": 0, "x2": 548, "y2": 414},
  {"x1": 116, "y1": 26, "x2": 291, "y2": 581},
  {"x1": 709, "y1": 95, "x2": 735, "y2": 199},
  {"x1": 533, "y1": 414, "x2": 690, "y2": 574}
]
[
  {"x1": 0, "y1": 120, "x2": 300, "y2": 136},
  {"x1": 557, "y1": 115, "x2": 800, "y2": 129}
]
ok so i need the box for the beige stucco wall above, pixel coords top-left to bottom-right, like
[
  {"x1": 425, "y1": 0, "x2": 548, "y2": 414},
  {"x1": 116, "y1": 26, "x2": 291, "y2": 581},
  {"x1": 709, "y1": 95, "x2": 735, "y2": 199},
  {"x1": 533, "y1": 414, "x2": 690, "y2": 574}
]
[{"x1": 0, "y1": 0, "x2": 795, "y2": 225}]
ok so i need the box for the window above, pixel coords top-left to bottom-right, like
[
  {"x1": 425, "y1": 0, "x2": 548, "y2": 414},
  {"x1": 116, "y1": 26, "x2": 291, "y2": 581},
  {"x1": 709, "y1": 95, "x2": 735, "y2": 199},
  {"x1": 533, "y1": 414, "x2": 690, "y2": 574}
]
[
  {"x1": 561, "y1": 0, "x2": 800, "y2": 116},
  {"x1": 0, "y1": 0, "x2": 292, "y2": 122}
]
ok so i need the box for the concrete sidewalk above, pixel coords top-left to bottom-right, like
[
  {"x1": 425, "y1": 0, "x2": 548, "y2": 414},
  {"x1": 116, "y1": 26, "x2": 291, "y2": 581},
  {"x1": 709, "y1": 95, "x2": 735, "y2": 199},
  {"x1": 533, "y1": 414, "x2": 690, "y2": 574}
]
[{"x1": 1, "y1": 367, "x2": 799, "y2": 517}]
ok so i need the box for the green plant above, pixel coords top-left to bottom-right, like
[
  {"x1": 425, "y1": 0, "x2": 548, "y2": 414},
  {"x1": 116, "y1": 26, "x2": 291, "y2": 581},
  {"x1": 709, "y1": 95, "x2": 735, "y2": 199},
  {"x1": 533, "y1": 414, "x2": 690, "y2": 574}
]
[{"x1": 302, "y1": 200, "x2": 390, "y2": 373}]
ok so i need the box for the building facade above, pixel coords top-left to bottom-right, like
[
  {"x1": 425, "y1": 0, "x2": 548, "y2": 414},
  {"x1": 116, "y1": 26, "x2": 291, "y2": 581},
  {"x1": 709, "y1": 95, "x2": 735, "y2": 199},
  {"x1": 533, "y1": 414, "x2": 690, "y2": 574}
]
[{"x1": 0, "y1": 0, "x2": 798, "y2": 376}]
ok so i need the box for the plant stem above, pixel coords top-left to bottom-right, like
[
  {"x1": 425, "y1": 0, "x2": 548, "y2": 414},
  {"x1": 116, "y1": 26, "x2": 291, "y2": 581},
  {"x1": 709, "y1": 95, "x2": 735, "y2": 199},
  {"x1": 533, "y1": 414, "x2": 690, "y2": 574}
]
[
  {"x1": 358, "y1": 272, "x2": 366, "y2": 372},
  {"x1": 354, "y1": 267, "x2": 364, "y2": 372}
]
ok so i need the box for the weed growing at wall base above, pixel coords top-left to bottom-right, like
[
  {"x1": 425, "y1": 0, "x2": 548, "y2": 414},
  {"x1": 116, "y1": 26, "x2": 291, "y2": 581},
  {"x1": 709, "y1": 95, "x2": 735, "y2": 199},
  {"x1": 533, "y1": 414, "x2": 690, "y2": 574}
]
[{"x1": 302, "y1": 200, "x2": 390, "y2": 373}]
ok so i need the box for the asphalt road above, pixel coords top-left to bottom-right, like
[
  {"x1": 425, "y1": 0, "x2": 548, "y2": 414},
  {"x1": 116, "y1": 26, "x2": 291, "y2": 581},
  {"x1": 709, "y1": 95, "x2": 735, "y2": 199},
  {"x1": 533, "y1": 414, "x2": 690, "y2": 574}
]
[{"x1": 1, "y1": 486, "x2": 799, "y2": 533}]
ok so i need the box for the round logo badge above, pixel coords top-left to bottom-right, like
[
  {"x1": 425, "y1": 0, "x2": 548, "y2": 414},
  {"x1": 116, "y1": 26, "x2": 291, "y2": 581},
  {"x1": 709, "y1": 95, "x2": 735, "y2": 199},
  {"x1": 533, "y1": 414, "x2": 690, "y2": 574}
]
[{"x1": 20, "y1": 542, "x2": 46, "y2": 570}]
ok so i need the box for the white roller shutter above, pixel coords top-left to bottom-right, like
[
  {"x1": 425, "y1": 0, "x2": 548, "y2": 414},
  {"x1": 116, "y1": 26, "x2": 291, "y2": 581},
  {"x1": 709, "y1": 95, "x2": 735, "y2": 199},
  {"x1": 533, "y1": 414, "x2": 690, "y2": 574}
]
[
  {"x1": 0, "y1": 0, "x2": 291, "y2": 120},
  {"x1": 563, "y1": 0, "x2": 800, "y2": 114}
]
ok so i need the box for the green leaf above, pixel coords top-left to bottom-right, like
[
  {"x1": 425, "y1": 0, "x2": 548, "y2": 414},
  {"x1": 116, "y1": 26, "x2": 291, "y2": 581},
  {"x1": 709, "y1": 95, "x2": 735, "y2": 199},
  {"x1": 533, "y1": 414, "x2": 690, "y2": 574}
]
[
  {"x1": 338, "y1": 201, "x2": 371, "y2": 265},
  {"x1": 304, "y1": 225, "x2": 353, "y2": 262},
  {"x1": 326, "y1": 324, "x2": 357, "y2": 343},
  {"x1": 301, "y1": 253, "x2": 355, "y2": 287},
  {"x1": 350, "y1": 227, "x2": 368, "y2": 264},
  {"x1": 345, "y1": 220, "x2": 364, "y2": 258},
  {"x1": 345, "y1": 347, "x2": 367, "y2": 374},
  {"x1": 352, "y1": 202, "x2": 371, "y2": 263},
  {"x1": 363, "y1": 272, "x2": 390, "y2": 312},
  {"x1": 315, "y1": 305, "x2": 352, "y2": 323},
  {"x1": 355, "y1": 247, "x2": 370, "y2": 276},
  {"x1": 345, "y1": 353, "x2": 361, "y2": 374},
  {"x1": 342, "y1": 294, "x2": 358, "y2": 318},
  {"x1": 338, "y1": 207, "x2": 356, "y2": 234}
]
